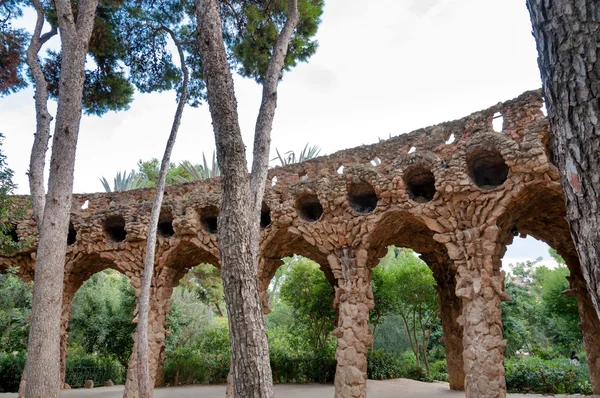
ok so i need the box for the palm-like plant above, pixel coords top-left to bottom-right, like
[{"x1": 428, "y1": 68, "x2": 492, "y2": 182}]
[
  {"x1": 100, "y1": 170, "x2": 145, "y2": 192},
  {"x1": 173, "y1": 151, "x2": 220, "y2": 183},
  {"x1": 272, "y1": 143, "x2": 321, "y2": 166}
]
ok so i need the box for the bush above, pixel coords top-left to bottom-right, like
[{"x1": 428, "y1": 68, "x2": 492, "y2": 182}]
[
  {"x1": 367, "y1": 350, "x2": 425, "y2": 381},
  {"x1": 270, "y1": 346, "x2": 336, "y2": 384},
  {"x1": 65, "y1": 349, "x2": 126, "y2": 387},
  {"x1": 0, "y1": 351, "x2": 25, "y2": 392},
  {"x1": 429, "y1": 359, "x2": 449, "y2": 382},
  {"x1": 164, "y1": 346, "x2": 229, "y2": 386},
  {"x1": 505, "y1": 357, "x2": 592, "y2": 395}
]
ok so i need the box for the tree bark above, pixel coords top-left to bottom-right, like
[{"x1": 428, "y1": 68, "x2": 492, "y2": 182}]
[
  {"x1": 25, "y1": 0, "x2": 56, "y2": 230},
  {"x1": 526, "y1": 0, "x2": 600, "y2": 319},
  {"x1": 195, "y1": 0, "x2": 298, "y2": 397},
  {"x1": 136, "y1": 30, "x2": 189, "y2": 398},
  {"x1": 18, "y1": 6, "x2": 57, "y2": 396},
  {"x1": 24, "y1": 0, "x2": 98, "y2": 396}
]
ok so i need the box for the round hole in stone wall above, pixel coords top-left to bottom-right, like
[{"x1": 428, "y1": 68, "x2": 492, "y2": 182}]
[
  {"x1": 348, "y1": 181, "x2": 378, "y2": 213},
  {"x1": 467, "y1": 149, "x2": 509, "y2": 189},
  {"x1": 157, "y1": 208, "x2": 175, "y2": 237},
  {"x1": 67, "y1": 222, "x2": 77, "y2": 245},
  {"x1": 261, "y1": 202, "x2": 272, "y2": 229},
  {"x1": 104, "y1": 215, "x2": 127, "y2": 242},
  {"x1": 404, "y1": 166, "x2": 436, "y2": 202},
  {"x1": 201, "y1": 205, "x2": 219, "y2": 234},
  {"x1": 7, "y1": 224, "x2": 18, "y2": 243},
  {"x1": 296, "y1": 194, "x2": 323, "y2": 222}
]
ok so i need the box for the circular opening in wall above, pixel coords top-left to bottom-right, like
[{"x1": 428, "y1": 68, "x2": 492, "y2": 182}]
[
  {"x1": 404, "y1": 166, "x2": 436, "y2": 202},
  {"x1": 467, "y1": 149, "x2": 509, "y2": 189},
  {"x1": 104, "y1": 215, "x2": 127, "y2": 242},
  {"x1": 296, "y1": 194, "x2": 323, "y2": 222},
  {"x1": 348, "y1": 181, "x2": 378, "y2": 213},
  {"x1": 7, "y1": 224, "x2": 18, "y2": 243},
  {"x1": 67, "y1": 222, "x2": 77, "y2": 245},
  {"x1": 157, "y1": 208, "x2": 175, "y2": 237},
  {"x1": 200, "y1": 205, "x2": 219, "y2": 234},
  {"x1": 261, "y1": 202, "x2": 271, "y2": 229}
]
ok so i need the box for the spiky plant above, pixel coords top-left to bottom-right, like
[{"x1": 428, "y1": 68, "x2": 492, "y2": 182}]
[
  {"x1": 272, "y1": 143, "x2": 321, "y2": 166},
  {"x1": 173, "y1": 152, "x2": 220, "y2": 183},
  {"x1": 100, "y1": 170, "x2": 145, "y2": 192}
]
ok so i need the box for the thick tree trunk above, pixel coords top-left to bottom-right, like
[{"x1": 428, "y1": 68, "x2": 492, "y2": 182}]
[
  {"x1": 527, "y1": 0, "x2": 600, "y2": 319},
  {"x1": 196, "y1": 3, "x2": 273, "y2": 396},
  {"x1": 136, "y1": 31, "x2": 189, "y2": 398},
  {"x1": 195, "y1": 0, "x2": 298, "y2": 397},
  {"x1": 18, "y1": 6, "x2": 57, "y2": 396},
  {"x1": 24, "y1": 0, "x2": 98, "y2": 396}
]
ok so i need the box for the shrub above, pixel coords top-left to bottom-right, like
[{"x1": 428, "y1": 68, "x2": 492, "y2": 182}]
[
  {"x1": 505, "y1": 357, "x2": 592, "y2": 395},
  {"x1": 0, "y1": 351, "x2": 25, "y2": 392},
  {"x1": 270, "y1": 346, "x2": 336, "y2": 384},
  {"x1": 429, "y1": 359, "x2": 449, "y2": 382},
  {"x1": 65, "y1": 349, "x2": 125, "y2": 387}
]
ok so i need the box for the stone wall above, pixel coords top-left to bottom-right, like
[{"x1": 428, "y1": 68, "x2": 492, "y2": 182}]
[{"x1": 3, "y1": 89, "x2": 599, "y2": 397}]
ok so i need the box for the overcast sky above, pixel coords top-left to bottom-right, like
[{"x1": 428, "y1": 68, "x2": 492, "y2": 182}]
[{"x1": 0, "y1": 0, "x2": 559, "y2": 267}]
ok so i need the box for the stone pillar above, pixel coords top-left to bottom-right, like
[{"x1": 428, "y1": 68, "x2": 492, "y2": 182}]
[
  {"x1": 328, "y1": 247, "x2": 374, "y2": 398},
  {"x1": 564, "y1": 257, "x2": 600, "y2": 394},
  {"x1": 434, "y1": 270, "x2": 465, "y2": 391},
  {"x1": 123, "y1": 276, "x2": 172, "y2": 398},
  {"x1": 444, "y1": 225, "x2": 510, "y2": 398}
]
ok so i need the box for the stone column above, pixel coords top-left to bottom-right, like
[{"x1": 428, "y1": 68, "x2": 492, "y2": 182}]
[
  {"x1": 434, "y1": 270, "x2": 465, "y2": 391},
  {"x1": 443, "y1": 225, "x2": 510, "y2": 398},
  {"x1": 328, "y1": 247, "x2": 374, "y2": 398},
  {"x1": 564, "y1": 256, "x2": 600, "y2": 394},
  {"x1": 123, "y1": 276, "x2": 172, "y2": 398}
]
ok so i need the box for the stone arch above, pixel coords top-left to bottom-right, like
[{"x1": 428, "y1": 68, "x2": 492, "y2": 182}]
[
  {"x1": 497, "y1": 181, "x2": 600, "y2": 394},
  {"x1": 123, "y1": 239, "x2": 221, "y2": 397},
  {"x1": 258, "y1": 228, "x2": 333, "y2": 312},
  {"x1": 61, "y1": 253, "x2": 135, "y2": 387},
  {"x1": 364, "y1": 209, "x2": 465, "y2": 390}
]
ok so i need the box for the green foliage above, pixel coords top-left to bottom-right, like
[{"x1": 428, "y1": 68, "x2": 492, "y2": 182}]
[
  {"x1": 0, "y1": 133, "x2": 30, "y2": 255},
  {"x1": 100, "y1": 169, "x2": 146, "y2": 192},
  {"x1": 279, "y1": 256, "x2": 335, "y2": 352},
  {"x1": 68, "y1": 270, "x2": 136, "y2": 367},
  {"x1": 65, "y1": 348, "x2": 126, "y2": 387},
  {"x1": 225, "y1": 0, "x2": 324, "y2": 83},
  {"x1": 372, "y1": 247, "x2": 439, "y2": 373},
  {"x1": 0, "y1": 351, "x2": 25, "y2": 392},
  {"x1": 173, "y1": 152, "x2": 221, "y2": 183},
  {"x1": 269, "y1": 344, "x2": 336, "y2": 384},
  {"x1": 502, "y1": 253, "x2": 582, "y2": 357},
  {"x1": 272, "y1": 143, "x2": 321, "y2": 166},
  {"x1": 0, "y1": 270, "x2": 32, "y2": 352},
  {"x1": 0, "y1": 28, "x2": 28, "y2": 96},
  {"x1": 367, "y1": 350, "x2": 425, "y2": 381},
  {"x1": 505, "y1": 357, "x2": 592, "y2": 395}
]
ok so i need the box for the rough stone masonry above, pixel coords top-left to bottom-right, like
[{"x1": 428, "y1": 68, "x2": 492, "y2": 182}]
[{"x1": 2, "y1": 89, "x2": 600, "y2": 398}]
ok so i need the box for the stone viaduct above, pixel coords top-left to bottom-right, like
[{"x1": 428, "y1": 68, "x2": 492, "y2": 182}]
[{"x1": 2, "y1": 89, "x2": 599, "y2": 398}]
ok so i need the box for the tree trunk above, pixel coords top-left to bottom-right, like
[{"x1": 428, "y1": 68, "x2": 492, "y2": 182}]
[
  {"x1": 136, "y1": 31, "x2": 189, "y2": 398},
  {"x1": 526, "y1": 0, "x2": 600, "y2": 318},
  {"x1": 25, "y1": 0, "x2": 56, "y2": 230},
  {"x1": 195, "y1": 0, "x2": 298, "y2": 397},
  {"x1": 18, "y1": 5, "x2": 56, "y2": 396},
  {"x1": 24, "y1": 0, "x2": 98, "y2": 396}
]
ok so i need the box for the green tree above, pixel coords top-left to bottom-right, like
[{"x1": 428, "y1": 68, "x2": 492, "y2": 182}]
[
  {"x1": 279, "y1": 256, "x2": 335, "y2": 352},
  {"x1": 178, "y1": 264, "x2": 225, "y2": 317},
  {"x1": 0, "y1": 133, "x2": 28, "y2": 255},
  {"x1": 68, "y1": 271, "x2": 136, "y2": 368},
  {"x1": 0, "y1": 269, "x2": 32, "y2": 352},
  {"x1": 376, "y1": 247, "x2": 439, "y2": 374}
]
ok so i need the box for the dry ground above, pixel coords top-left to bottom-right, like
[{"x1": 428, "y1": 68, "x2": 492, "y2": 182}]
[{"x1": 1, "y1": 379, "x2": 588, "y2": 397}]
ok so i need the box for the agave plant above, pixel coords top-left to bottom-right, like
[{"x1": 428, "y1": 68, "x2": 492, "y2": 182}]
[
  {"x1": 100, "y1": 170, "x2": 145, "y2": 192},
  {"x1": 173, "y1": 151, "x2": 220, "y2": 183},
  {"x1": 272, "y1": 143, "x2": 321, "y2": 166}
]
